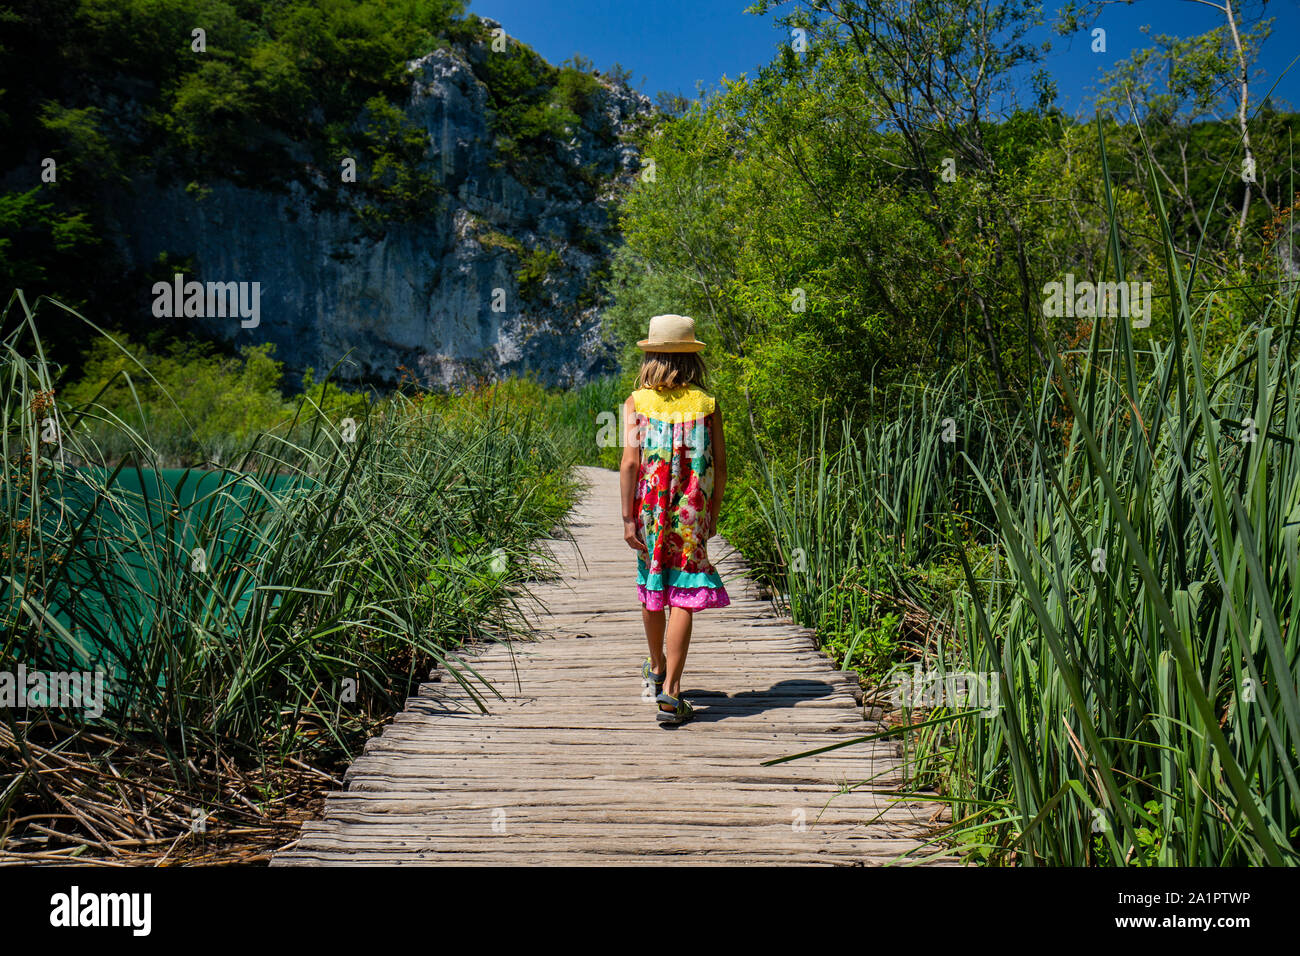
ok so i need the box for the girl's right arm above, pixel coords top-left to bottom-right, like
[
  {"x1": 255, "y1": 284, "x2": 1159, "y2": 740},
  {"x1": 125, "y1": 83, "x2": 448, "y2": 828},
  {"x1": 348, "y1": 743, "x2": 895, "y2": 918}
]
[
  {"x1": 707, "y1": 399, "x2": 726, "y2": 537},
  {"x1": 620, "y1": 395, "x2": 647, "y2": 552}
]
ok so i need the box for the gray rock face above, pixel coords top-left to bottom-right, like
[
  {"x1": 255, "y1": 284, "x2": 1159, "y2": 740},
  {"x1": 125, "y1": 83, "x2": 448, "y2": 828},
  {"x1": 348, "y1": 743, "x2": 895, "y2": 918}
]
[{"x1": 111, "y1": 22, "x2": 652, "y2": 390}]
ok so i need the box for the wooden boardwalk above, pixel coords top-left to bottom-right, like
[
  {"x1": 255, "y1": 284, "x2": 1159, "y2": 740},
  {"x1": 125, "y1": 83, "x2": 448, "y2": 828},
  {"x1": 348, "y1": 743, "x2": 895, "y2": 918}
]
[{"x1": 273, "y1": 466, "x2": 941, "y2": 865}]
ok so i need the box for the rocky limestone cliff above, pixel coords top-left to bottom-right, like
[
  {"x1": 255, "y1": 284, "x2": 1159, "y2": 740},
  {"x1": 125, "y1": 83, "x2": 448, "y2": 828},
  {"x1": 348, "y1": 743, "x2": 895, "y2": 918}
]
[{"x1": 108, "y1": 18, "x2": 652, "y2": 390}]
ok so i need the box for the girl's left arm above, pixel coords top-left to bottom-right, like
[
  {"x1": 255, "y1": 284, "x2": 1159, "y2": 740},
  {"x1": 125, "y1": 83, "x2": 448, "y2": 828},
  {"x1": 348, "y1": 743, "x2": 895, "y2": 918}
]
[{"x1": 619, "y1": 395, "x2": 647, "y2": 552}]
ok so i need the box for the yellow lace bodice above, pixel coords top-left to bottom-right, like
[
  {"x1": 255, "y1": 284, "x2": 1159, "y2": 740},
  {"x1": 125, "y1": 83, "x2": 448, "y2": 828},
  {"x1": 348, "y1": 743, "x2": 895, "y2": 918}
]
[{"x1": 631, "y1": 385, "x2": 716, "y2": 422}]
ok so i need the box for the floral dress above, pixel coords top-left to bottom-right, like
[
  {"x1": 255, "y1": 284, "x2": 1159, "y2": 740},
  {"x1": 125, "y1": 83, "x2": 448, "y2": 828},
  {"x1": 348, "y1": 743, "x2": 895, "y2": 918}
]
[{"x1": 631, "y1": 385, "x2": 730, "y2": 611}]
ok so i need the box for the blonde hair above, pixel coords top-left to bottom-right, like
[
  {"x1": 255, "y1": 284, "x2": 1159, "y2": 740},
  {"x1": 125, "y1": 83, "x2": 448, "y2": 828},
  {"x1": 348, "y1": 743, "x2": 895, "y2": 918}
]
[{"x1": 636, "y1": 351, "x2": 708, "y2": 390}]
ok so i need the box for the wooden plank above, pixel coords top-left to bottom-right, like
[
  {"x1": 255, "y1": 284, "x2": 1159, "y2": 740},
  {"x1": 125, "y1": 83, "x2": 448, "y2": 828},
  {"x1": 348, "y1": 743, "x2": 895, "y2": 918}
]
[{"x1": 272, "y1": 465, "x2": 948, "y2": 867}]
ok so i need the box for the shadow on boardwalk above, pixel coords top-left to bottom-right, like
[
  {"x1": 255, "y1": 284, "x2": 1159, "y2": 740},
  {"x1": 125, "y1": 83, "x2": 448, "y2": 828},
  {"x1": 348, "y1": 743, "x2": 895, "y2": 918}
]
[
  {"x1": 675, "y1": 680, "x2": 844, "y2": 724},
  {"x1": 273, "y1": 466, "x2": 952, "y2": 866}
]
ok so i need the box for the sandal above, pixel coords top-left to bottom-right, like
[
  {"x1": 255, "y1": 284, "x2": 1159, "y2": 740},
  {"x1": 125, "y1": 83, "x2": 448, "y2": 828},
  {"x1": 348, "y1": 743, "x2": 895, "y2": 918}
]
[
  {"x1": 641, "y1": 658, "x2": 665, "y2": 698},
  {"x1": 655, "y1": 691, "x2": 695, "y2": 725}
]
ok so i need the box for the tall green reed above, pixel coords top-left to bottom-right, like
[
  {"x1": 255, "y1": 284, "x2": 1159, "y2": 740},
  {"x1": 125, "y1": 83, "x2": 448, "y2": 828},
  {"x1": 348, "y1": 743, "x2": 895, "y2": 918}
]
[
  {"x1": 754, "y1": 367, "x2": 1025, "y2": 667},
  {"x1": 758, "y1": 121, "x2": 1300, "y2": 866},
  {"x1": 2, "y1": 293, "x2": 576, "y2": 785},
  {"x1": 922, "y1": 123, "x2": 1300, "y2": 865}
]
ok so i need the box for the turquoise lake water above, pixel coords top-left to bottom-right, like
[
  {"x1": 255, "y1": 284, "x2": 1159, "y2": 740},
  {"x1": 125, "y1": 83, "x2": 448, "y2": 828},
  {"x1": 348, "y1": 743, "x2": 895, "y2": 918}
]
[{"x1": 19, "y1": 465, "x2": 314, "y2": 685}]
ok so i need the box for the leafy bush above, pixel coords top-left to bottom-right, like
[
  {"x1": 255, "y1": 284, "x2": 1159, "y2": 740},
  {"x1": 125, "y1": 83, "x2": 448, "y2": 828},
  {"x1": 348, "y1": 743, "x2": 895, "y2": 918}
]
[{"x1": 58, "y1": 331, "x2": 303, "y2": 466}]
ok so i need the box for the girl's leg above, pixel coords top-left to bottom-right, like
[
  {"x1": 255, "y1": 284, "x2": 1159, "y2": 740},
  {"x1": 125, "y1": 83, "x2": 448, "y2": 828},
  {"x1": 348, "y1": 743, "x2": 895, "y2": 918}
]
[
  {"x1": 642, "y1": 606, "x2": 666, "y2": 674},
  {"x1": 662, "y1": 607, "x2": 694, "y2": 710}
]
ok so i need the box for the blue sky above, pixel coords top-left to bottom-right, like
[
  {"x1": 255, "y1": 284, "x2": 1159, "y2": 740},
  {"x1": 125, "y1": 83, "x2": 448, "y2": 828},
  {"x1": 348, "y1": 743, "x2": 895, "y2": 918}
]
[{"x1": 468, "y1": 0, "x2": 1300, "y2": 117}]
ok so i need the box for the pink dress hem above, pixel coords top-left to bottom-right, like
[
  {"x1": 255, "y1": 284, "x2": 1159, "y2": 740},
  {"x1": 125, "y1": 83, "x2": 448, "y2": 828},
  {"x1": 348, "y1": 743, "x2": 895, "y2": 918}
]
[{"x1": 637, "y1": 584, "x2": 731, "y2": 611}]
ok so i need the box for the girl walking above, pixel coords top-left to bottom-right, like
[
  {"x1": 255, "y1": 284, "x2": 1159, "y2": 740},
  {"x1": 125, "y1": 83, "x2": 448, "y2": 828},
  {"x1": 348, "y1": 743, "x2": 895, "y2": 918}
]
[{"x1": 620, "y1": 314, "x2": 729, "y2": 725}]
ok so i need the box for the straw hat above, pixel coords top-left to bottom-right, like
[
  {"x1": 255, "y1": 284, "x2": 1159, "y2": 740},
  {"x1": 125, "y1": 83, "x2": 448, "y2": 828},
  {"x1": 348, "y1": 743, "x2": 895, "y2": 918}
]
[{"x1": 637, "y1": 314, "x2": 706, "y2": 352}]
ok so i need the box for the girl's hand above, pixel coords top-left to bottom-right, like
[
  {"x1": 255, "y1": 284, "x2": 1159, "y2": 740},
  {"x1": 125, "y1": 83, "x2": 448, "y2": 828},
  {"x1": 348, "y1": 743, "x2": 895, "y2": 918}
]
[{"x1": 623, "y1": 518, "x2": 648, "y2": 552}]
